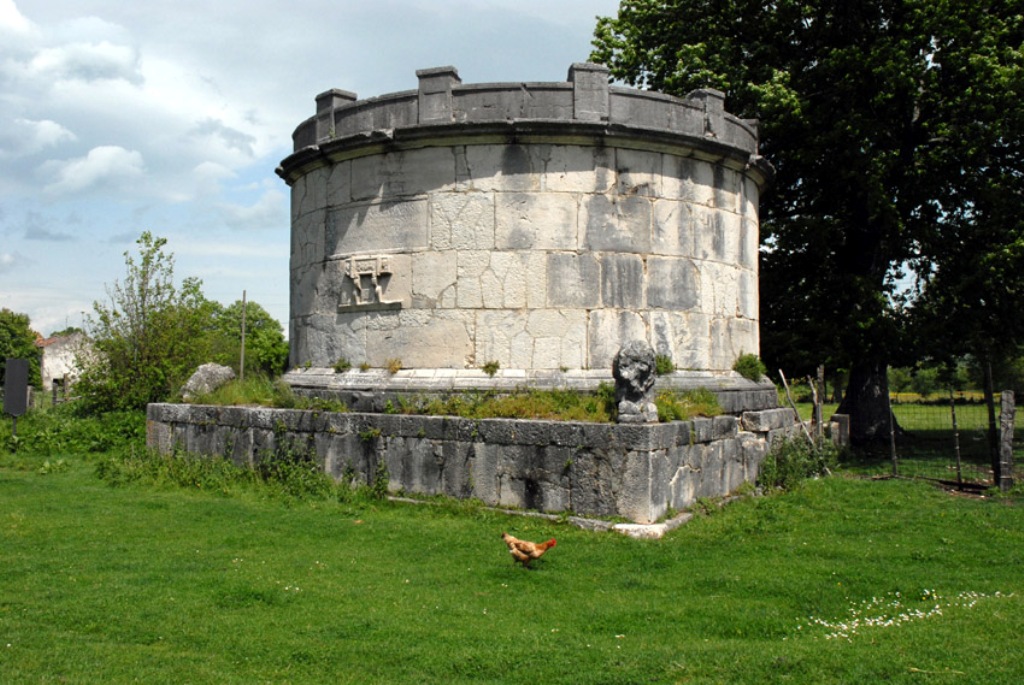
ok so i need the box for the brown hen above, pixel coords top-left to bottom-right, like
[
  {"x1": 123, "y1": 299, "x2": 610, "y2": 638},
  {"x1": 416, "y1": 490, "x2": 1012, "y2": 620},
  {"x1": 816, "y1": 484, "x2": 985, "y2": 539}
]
[{"x1": 501, "y1": 532, "x2": 556, "y2": 568}]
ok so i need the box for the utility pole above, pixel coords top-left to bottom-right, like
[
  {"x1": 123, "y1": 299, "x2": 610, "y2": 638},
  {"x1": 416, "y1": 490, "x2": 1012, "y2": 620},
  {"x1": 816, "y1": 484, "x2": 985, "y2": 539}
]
[{"x1": 240, "y1": 290, "x2": 247, "y2": 384}]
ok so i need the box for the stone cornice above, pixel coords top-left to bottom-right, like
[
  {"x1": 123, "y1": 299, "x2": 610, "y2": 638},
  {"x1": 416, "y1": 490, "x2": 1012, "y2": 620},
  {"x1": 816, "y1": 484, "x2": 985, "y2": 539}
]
[{"x1": 277, "y1": 63, "x2": 773, "y2": 188}]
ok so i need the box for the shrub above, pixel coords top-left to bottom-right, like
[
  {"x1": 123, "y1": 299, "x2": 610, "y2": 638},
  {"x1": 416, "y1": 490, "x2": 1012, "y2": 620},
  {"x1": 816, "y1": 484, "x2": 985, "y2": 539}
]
[
  {"x1": 77, "y1": 232, "x2": 216, "y2": 412},
  {"x1": 757, "y1": 435, "x2": 838, "y2": 491},
  {"x1": 333, "y1": 357, "x2": 352, "y2": 373},
  {"x1": 481, "y1": 360, "x2": 500, "y2": 377},
  {"x1": 654, "y1": 354, "x2": 676, "y2": 375},
  {"x1": 733, "y1": 353, "x2": 767, "y2": 382}
]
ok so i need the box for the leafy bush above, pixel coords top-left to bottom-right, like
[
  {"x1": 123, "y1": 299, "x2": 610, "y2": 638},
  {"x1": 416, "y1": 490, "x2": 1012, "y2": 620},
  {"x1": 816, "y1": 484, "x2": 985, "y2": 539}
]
[
  {"x1": 733, "y1": 353, "x2": 767, "y2": 382},
  {"x1": 757, "y1": 435, "x2": 838, "y2": 491},
  {"x1": 76, "y1": 233, "x2": 289, "y2": 413},
  {"x1": 77, "y1": 232, "x2": 216, "y2": 412},
  {"x1": 655, "y1": 354, "x2": 676, "y2": 375},
  {"x1": 1, "y1": 403, "x2": 144, "y2": 461}
]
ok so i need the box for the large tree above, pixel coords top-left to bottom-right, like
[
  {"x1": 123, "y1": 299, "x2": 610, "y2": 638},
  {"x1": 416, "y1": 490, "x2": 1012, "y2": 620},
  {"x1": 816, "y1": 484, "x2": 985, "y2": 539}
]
[
  {"x1": 0, "y1": 308, "x2": 41, "y2": 389},
  {"x1": 208, "y1": 299, "x2": 289, "y2": 379},
  {"x1": 592, "y1": 0, "x2": 1024, "y2": 443}
]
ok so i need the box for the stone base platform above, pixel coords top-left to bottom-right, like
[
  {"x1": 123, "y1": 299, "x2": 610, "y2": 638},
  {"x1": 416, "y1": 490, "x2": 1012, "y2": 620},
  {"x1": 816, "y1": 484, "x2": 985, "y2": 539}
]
[{"x1": 146, "y1": 402, "x2": 798, "y2": 524}]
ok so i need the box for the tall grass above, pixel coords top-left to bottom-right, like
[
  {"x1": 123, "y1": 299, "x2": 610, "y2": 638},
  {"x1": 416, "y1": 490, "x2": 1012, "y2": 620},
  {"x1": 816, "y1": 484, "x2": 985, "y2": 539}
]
[{"x1": 1, "y1": 409, "x2": 1023, "y2": 683}]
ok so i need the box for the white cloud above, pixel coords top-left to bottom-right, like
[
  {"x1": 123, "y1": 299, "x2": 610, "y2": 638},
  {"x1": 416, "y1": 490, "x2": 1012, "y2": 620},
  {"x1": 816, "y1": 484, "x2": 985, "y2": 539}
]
[
  {"x1": 41, "y1": 145, "x2": 144, "y2": 194},
  {"x1": 28, "y1": 40, "x2": 141, "y2": 83},
  {"x1": 0, "y1": 118, "x2": 76, "y2": 158},
  {"x1": 0, "y1": 0, "x2": 620, "y2": 339},
  {"x1": 0, "y1": 250, "x2": 28, "y2": 274},
  {"x1": 0, "y1": 0, "x2": 32, "y2": 34},
  {"x1": 218, "y1": 187, "x2": 288, "y2": 231}
]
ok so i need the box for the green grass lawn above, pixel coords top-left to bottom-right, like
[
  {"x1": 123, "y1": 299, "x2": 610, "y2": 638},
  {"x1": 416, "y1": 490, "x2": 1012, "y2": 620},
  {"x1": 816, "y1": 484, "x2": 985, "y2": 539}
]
[{"x1": 2, "y1": 418, "x2": 1023, "y2": 684}]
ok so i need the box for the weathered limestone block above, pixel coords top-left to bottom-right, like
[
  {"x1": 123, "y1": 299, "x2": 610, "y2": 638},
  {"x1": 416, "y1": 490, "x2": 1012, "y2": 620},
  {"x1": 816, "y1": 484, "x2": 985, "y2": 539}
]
[
  {"x1": 464, "y1": 144, "x2": 541, "y2": 193},
  {"x1": 326, "y1": 160, "x2": 352, "y2": 207},
  {"x1": 649, "y1": 310, "x2": 711, "y2": 371},
  {"x1": 742, "y1": 408, "x2": 797, "y2": 433},
  {"x1": 412, "y1": 251, "x2": 458, "y2": 308},
  {"x1": 615, "y1": 147, "x2": 664, "y2": 197},
  {"x1": 429, "y1": 192, "x2": 495, "y2": 250},
  {"x1": 710, "y1": 318, "x2": 759, "y2": 370},
  {"x1": 290, "y1": 209, "x2": 325, "y2": 268},
  {"x1": 694, "y1": 207, "x2": 741, "y2": 263},
  {"x1": 647, "y1": 257, "x2": 699, "y2": 310},
  {"x1": 474, "y1": 310, "x2": 520, "y2": 367},
  {"x1": 739, "y1": 270, "x2": 758, "y2": 320},
  {"x1": 527, "y1": 309, "x2": 587, "y2": 369},
  {"x1": 711, "y1": 164, "x2": 742, "y2": 213},
  {"x1": 538, "y1": 144, "x2": 614, "y2": 194},
  {"x1": 546, "y1": 253, "x2": 600, "y2": 308},
  {"x1": 739, "y1": 217, "x2": 759, "y2": 271},
  {"x1": 600, "y1": 253, "x2": 644, "y2": 309},
  {"x1": 588, "y1": 311, "x2": 648, "y2": 370},
  {"x1": 698, "y1": 261, "x2": 740, "y2": 317},
  {"x1": 365, "y1": 310, "x2": 472, "y2": 368},
  {"x1": 293, "y1": 166, "x2": 329, "y2": 219},
  {"x1": 327, "y1": 200, "x2": 428, "y2": 255},
  {"x1": 618, "y1": 451, "x2": 657, "y2": 523},
  {"x1": 495, "y1": 192, "x2": 578, "y2": 250},
  {"x1": 652, "y1": 199, "x2": 696, "y2": 257},
  {"x1": 582, "y1": 194, "x2": 652, "y2": 253},
  {"x1": 350, "y1": 147, "x2": 457, "y2": 201},
  {"x1": 664, "y1": 156, "x2": 717, "y2": 207}
]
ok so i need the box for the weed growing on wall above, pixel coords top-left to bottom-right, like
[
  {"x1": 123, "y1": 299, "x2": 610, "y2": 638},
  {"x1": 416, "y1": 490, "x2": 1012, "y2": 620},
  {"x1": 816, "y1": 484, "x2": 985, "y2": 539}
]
[
  {"x1": 654, "y1": 354, "x2": 676, "y2": 375},
  {"x1": 192, "y1": 377, "x2": 347, "y2": 412},
  {"x1": 654, "y1": 388, "x2": 721, "y2": 421},
  {"x1": 757, "y1": 435, "x2": 839, "y2": 491},
  {"x1": 733, "y1": 353, "x2": 767, "y2": 382}
]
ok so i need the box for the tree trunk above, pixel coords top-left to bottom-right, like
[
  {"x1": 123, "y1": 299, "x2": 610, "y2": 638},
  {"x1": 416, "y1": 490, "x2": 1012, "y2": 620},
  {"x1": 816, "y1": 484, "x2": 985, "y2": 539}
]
[{"x1": 837, "y1": 359, "x2": 901, "y2": 446}]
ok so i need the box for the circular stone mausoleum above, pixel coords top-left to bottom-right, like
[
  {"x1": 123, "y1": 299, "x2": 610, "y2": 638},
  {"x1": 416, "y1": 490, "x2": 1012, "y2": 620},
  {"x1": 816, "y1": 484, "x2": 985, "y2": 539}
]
[{"x1": 277, "y1": 63, "x2": 774, "y2": 408}]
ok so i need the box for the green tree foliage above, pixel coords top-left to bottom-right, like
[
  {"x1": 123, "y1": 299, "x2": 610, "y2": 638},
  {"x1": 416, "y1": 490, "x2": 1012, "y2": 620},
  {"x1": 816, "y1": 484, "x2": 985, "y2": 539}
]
[
  {"x1": 593, "y1": 0, "x2": 1024, "y2": 443},
  {"x1": 208, "y1": 299, "x2": 288, "y2": 378},
  {"x1": 77, "y1": 232, "x2": 217, "y2": 411},
  {"x1": 0, "y1": 308, "x2": 41, "y2": 388}
]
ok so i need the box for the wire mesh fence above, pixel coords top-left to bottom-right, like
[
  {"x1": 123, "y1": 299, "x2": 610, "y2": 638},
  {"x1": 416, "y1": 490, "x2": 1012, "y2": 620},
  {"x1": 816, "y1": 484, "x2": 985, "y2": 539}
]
[{"x1": 887, "y1": 398, "x2": 1017, "y2": 487}]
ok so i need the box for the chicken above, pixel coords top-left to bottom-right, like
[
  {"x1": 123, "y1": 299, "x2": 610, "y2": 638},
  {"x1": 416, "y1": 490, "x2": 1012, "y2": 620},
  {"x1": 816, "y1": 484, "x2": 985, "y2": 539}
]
[{"x1": 501, "y1": 532, "x2": 556, "y2": 568}]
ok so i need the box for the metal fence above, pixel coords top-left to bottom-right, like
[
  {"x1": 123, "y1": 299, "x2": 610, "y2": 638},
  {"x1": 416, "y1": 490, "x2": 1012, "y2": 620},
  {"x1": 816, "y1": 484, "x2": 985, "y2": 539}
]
[{"x1": 887, "y1": 394, "x2": 1020, "y2": 489}]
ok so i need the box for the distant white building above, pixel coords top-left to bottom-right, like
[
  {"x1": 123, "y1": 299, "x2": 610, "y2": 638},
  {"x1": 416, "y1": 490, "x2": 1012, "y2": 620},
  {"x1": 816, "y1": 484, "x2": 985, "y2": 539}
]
[{"x1": 36, "y1": 332, "x2": 89, "y2": 395}]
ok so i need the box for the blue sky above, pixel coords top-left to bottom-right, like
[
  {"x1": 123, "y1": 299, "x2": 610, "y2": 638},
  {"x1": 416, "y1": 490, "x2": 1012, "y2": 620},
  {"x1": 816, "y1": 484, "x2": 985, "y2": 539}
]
[{"x1": 0, "y1": 0, "x2": 621, "y2": 336}]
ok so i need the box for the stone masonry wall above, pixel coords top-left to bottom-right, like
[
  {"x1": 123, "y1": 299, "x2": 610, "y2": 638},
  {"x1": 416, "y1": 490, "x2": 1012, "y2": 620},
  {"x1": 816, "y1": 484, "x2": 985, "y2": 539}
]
[
  {"x1": 147, "y1": 403, "x2": 797, "y2": 524},
  {"x1": 278, "y1": 64, "x2": 773, "y2": 376}
]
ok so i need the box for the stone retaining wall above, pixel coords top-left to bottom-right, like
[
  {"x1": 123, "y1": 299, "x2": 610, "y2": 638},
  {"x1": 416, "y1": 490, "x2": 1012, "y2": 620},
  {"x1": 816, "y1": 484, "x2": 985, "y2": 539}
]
[{"x1": 147, "y1": 403, "x2": 798, "y2": 523}]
